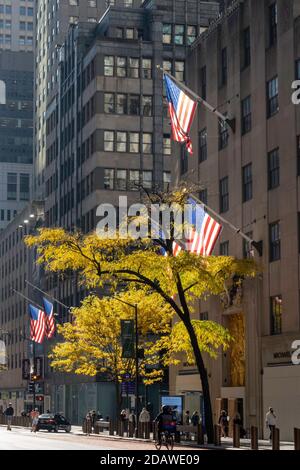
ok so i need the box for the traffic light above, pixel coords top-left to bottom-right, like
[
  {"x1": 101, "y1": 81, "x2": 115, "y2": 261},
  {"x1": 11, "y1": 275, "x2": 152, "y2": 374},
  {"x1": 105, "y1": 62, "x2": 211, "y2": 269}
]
[
  {"x1": 31, "y1": 374, "x2": 38, "y2": 381},
  {"x1": 28, "y1": 381, "x2": 35, "y2": 393}
]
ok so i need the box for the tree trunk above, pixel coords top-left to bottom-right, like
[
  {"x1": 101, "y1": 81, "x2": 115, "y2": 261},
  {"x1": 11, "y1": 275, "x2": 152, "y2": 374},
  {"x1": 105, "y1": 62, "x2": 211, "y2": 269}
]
[{"x1": 184, "y1": 319, "x2": 214, "y2": 444}]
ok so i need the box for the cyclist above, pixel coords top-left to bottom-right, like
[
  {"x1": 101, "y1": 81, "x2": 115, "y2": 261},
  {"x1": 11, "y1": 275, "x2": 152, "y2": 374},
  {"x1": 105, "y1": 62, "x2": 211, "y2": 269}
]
[{"x1": 154, "y1": 405, "x2": 177, "y2": 446}]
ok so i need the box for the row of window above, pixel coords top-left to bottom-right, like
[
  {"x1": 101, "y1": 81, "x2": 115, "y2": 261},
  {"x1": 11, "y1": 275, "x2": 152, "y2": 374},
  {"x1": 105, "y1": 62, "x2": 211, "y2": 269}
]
[
  {"x1": 103, "y1": 169, "x2": 171, "y2": 192},
  {"x1": 104, "y1": 93, "x2": 152, "y2": 117},
  {"x1": 0, "y1": 209, "x2": 17, "y2": 223},
  {"x1": 1, "y1": 228, "x2": 27, "y2": 255},
  {"x1": 18, "y1": 36, "x2": 33, "y2": 46},
  {"x1": 7, "y1": 173, "x2": 30, "y2": 201},
  {"x1": 162, "y1": 24, "x2": 199, "y2": 46},
  {"x1": 19, "y1": 21, "x2": 33, "y2": 31},
  {"x1": 103, "y1": 131, "x2": 152, "y2": 154},
  {"x1": 19, "y1": 7, "x2": 33, "y2": 16},
  {"x1": 69, "y1": 0, "x2": 97, "y2": 6},
  {"x1": 104, "y1": 56, "x2": 152, "y2": 79}
]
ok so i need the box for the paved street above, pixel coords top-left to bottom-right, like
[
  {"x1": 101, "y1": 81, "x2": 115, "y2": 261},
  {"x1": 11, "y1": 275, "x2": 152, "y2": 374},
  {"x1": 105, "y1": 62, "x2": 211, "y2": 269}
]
[{"x1": 0, "y1": 426, "x2": 203, "y2": 451}]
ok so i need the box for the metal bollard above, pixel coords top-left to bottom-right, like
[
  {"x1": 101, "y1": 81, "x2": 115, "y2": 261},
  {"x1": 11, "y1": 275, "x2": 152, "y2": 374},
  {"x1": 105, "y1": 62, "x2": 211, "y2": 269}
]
[
  {"x1": 197, "y1": 424, "x2": 204, "y2": 445},
  {"x1": 214, "y1": 424, "x2": 221, "y2": 446},
  {"x1": 250, "y1": 426, "x2": 258, "y2": 450},
  {"x1": 294, "y1": 428, "x2": 300, "y2": 451},
  {"x1": 272, "y1": 428, "x2": 280, "y2": 450},
  {"x1": 109, "y1": 420, "x2": 114, "y2": 436},
  {"x1": 233, "y1": 424, "x2": 240, "y2": 448}
]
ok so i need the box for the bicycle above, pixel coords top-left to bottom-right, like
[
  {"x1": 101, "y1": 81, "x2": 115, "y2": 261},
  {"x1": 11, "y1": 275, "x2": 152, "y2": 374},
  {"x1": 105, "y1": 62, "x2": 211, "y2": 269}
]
[{"x1": 154, "y1": 429, "x2": 175, "y2": 450}]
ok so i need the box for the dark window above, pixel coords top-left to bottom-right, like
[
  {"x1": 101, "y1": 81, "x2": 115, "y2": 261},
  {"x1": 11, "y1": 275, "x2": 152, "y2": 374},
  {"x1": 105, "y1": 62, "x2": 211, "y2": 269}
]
[
  {"x1": 268, "y1": 148, "x2": 280, "y2": 190},
  {"x1": 241, "y1": 96, "x2": 251, "y2": 135},
  {"x1": 20, "y1": 174, "x2": 30, "y2": 201},
  {"x1": 220, "y1": 177, "x2": 229, "y2": 213},
  {"x1": 220, "y1": 241, "x2": 229, "y2": 256},
  {"x1": 269, "y1": 3, "x2": 277, "y2": 47},
  {"x1": 200, "y1": 312, "x2": 208, "y2": 321},
  {"x1": 201, "y1": 66, "x2": 206, "y2": 100},
  {"x1": 7, "y1": 173, "x2": 17, "y2": 200},
  {"x1": 129, "y1": 95, "x2": 140, "y2": 115},
  {"x1": 270, "y1": 295, "x2": 282, "y2": 335},
  {"x1": 219, "y1": 120, "x2": 229, "y2": 150},
  {"x1": 199, "y1": 128, "x2": 207, "y2": 162},
  {"x1": 269, "y1": 221, "x2": 280, "y2": 262},
  {"x1": 199, "y1": 189, "x2": 207, "y2": 205},
  {"x1": 220, "y1": 47, "x2": 227, "y2": 86},
  {"x1": 180, "y1": 147, "x2": 188, "y2": 175},
  {"x1": 243, "y1": 27, "x2": 251, "y2": 68},
  {"x1": 267, "y1": 76, "x2": 279, "y2": 117},
  {"x1": 242, "y1": 163, "x2": 252, "y2": 202}
]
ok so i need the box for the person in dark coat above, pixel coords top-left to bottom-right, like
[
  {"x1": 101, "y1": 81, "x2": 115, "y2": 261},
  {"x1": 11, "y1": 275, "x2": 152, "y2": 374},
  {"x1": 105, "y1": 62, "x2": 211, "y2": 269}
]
[{"x1": 4, "y1": 403, "x2": 14, "y2": 431}]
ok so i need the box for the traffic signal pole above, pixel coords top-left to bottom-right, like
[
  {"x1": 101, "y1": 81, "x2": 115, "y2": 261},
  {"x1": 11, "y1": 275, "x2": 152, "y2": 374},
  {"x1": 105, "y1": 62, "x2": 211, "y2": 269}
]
[{"x1": 32, "y1": 341, "x2": 36, "y2": 410}]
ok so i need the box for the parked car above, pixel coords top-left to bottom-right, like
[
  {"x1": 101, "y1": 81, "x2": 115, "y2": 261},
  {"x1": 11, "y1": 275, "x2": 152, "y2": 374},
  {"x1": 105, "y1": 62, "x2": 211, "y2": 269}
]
[{"x1": 36, "y1": 413, "x2": 71, "y2": 433}]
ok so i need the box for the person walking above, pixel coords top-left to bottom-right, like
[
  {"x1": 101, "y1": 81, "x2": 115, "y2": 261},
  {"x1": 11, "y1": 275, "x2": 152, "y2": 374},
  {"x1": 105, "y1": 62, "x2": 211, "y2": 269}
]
[
  {"x1": 139, "y1": 407, "x2": 150, "y2": 438},
  {"x1": 191, "y1": 411, "x2": 200, "y2": 427},
  {"x1": 4, "y1": 402, "x2": 14, "y2": 431},
  {"x1": 85, "y1": 411, "x2": 92, "y2": 436},
  {"x1": 218, "y1": 410, "x2": 229, "y2": 438},
  {"x1": 30, "y1": 408, "x2": 39, "y2": 433},
  {"x1": 265, "y1": 407, "x2": 277, "y2": 441}
]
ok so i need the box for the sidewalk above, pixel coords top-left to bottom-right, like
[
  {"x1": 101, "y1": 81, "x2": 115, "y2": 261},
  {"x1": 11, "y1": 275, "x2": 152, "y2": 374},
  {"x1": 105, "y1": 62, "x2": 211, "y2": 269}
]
[{"x1": 71, "y1": 426, "x2": 295, "y2": 450}]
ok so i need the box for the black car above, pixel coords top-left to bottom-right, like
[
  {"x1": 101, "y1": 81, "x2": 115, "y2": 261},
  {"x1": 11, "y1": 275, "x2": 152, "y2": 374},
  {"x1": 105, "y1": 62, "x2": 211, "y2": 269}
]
[{"x1": 36, "y1": 413, "x2": 71, "y2": 433}]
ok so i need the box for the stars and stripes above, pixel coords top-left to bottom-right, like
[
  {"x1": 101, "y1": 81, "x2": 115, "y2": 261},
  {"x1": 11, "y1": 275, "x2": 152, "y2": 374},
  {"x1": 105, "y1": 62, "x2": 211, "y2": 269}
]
[
  {"x1": 185, "y1": 197, "x2": 222, "y2": 256},
  {"x1": 164, "y1": 74, "x2": 197, "y2": 154},
  {"x1": 42, "y1": 297, "x2": 56, "y2": 339},
  {"x1": 29, "y1": 304, "x2": 46, "y2": 344}
]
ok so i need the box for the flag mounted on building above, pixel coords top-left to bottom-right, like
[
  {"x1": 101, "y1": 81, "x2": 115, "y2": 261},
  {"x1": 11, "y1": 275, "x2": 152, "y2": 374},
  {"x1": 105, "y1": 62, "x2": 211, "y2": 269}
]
[
  {"x1": 29, "y1": 304, "x2": 46, "y2": 344},
  {"x1": 185, "y1": 197, "x2": 222, "y2": 256},
  {"x1": 42, "y1": 297, "x2": 56, "y2": 339},
  {"x1": 164, "y1": 74, "x2": 197, "y2": 154}
]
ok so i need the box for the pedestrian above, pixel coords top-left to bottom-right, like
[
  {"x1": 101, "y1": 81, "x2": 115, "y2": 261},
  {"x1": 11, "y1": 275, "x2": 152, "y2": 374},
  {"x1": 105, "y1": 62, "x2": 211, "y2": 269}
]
[
  {"x1": 218, "y1": 410, "x2": 229, "y2": 438},
  {"x1": 4, "y1": 402, "x2": 14, "y2": 431},
  {"x1": 120, "y1": 409, "x2": 127, "y2": 421},
  {"x1": 30, "y1": 408, "x2": 39, "y2": 433},
  {"x1": 139, "y1": 407, "x2": 150, "y2": 423},
  {"x1": 97, "y1": 411, "x2": 103, "y2": 420},
  {"x1": 191, "y1": 411, "x2": 200, "y2": 427},
  {"x1": 91, "y1": 410, "x2": 97, "y2": 432},
  {"x1": 265, "y1": 407, "x2": 277, "y2": 441},
  {"x1": 85, "y1": 411, "x2": 92, "y2": 436},
  {"x1": 233, "y1": 412, "x2": 246, "y2": 438},
  {"x1": 184, "y1": 410, "x2": 191, "y2": 440},
  {"x1": 129, "y1": 409, "x2": 136, "y2": 428}
]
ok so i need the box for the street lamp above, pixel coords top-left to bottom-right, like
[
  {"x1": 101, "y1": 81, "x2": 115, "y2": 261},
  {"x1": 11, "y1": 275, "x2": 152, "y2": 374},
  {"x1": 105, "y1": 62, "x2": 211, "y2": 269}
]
[{"x1": 112, "y1": 297, "x2": 139, "y2": 438}]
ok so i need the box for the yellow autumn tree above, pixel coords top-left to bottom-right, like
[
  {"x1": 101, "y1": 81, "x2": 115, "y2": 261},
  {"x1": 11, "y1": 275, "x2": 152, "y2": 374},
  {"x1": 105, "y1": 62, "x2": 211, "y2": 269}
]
[{"x1": 25, "y1": 188, "x2": 258, "y2": 442}]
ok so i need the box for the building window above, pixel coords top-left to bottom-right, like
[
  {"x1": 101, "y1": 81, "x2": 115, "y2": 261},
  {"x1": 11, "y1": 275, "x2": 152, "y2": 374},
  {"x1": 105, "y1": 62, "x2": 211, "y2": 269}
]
[
  {"x1": 128, "y1": 94, "x2": 140, "y2": 115},
  {"x1": 142, "y1": 59, "x2": 152, "y2": 79},
  {"x1": 129, "y1": 58, "x2": 139, "y2": 78},
  {"x1": 142, "y1": 133, "x2": 152, "y2": 154},
  {"x1": 20, "y1": 22, "x2": 26, "y2": 31},
  {"x1": 220, "y1": 241, "x2": 229, "y2": 256},
  {"x1": 219, "y1": 120, "x2": 229, "y2": 150},
  {"x1": 27, "y1": 7, "x2": 33, "y2": 16},
  {"x1": 267, "y1": 76, "x2": 279, "y2": 118},
  {"x1": 163, "y1": 172, "x2": 171, "y2": 191},
  {"x1": 220, "y1": 177, "x2": 229, "y2": 213},
  {"x1": 116, "y1": 170, "x2": 127, "y2": 190},
  {"x1": 104, "y1": 169, "x2": 114, "y2": 190},
  {"x1": 115, "y1": 27, "x2": 123, "y2": 39},
  {"x1": 142, "y1": 96, "x2": 152, "y2": 116},
  {"x1": 243, "y1": 232, "x2": 253, "y2": 259},
  {"x1": 201, "y1": 66, "x2": 206, "y2": 100},
  {"x1": 269, "y1": 2, "x2": 277, "y2": 47},
  {"x1": 116, "y1": 57, "x2": 126, "y2": 77},
  {"x1": 20, "y1": 174, "x2": 29, "y2": 201},
  {"x1": 241, "y1": 96, "x2": 251, "y2": 135},
  {"x1": 69, "y1": 0, "x2": 78, "y2": 4},
  {"x1": 220, "y1": 47, "x2": 227, "y2": 86},
  {"x1": 199, "y1": 128, "x2": 207, "y2": 163},
  {"x1": 187, "y1": 25, "x2": 197, "y2": 45},
  {"x1": 174, "y1": 25, "x2": 184, "y2": 45},
  {"x1": 270, "y1": 295, "x2": 282, "y2": 335},
  {"x1": 269, "y1": 221, "x2": 280, "y2": 262},
  {"x1": 124, "y1": 0, "x2": 133, "y2": 6},
  {"x1": 88, "y1": 0, "x2": 96, "y2": 6},
  {"x1": 129, "y1": 170, "x2": 140, "y2": 190},
  {"x1": 116, "y1": 132, "x2": 127, "y2": 152},
  {"x1": 116, "y1": 94, "x2": 127, "y2": 114},
  {"x1": 243, "y1": 27, "x2": 251, "y2": 68},
  {"x1": 268, "y1": 148, "x2": 280, "y2": 190},
  {"x1": 242, "y1": 163, "x2": 252, "y2": 202},
  {"x1": 129, "y1": 133, "x2": 139, "y2": 153},
  {"x1": 200, "y1": 312, "x2": 208, "y2": 321},
  {"x1": 69, "y1": 16, "x2": 79, "y2": 25},
  {"x1": 142, "y1": 171, "x2": 152, "y2": 189},
  {"x1": 174, "y1": 61, "x2": 184, "y2": 82},
  {"x1": 19, "y1": 36, "x2": 25, "y2": 46},
  {"x1": 104, "y1": 93, "x2": 114, "y2": 113},
  {"x1": 7, "y1": 173, "x2": 17, "y2": 200},
  {"x1": 125, "y1": 28, "x2": 134, "y2": 39},
  {"x1": 104, "y1": 131, "x2": 114, "y2": 151},
  {"x1": 27, "y1": 22, "x2": 33, "y2": 31},
  {"x1": 20, "y1": 6, "x2": 26, "y2": 15},
  {"x1": 163, "y1": 135, "x2": 171, "y2": 155},
  {"x1": 104, "y1": 56, "x2": 114, "y2": 76},
  {"x1": 162, "y1": 24, "x2": 172, "y2": 44},
  {"x1": 199, "y1": 189, "x2": 207, "y2": 205}
]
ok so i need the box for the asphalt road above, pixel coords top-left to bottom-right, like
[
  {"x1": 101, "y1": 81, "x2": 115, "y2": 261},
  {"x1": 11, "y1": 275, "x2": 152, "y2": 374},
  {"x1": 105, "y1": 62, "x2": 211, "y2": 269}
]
[{"x1": 0, "y1": 426, "x2": 202, "y2": 451}]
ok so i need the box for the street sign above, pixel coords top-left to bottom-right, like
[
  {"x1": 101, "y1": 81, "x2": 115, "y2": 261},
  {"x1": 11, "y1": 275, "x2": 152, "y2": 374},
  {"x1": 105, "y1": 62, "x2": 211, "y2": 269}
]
[
  {"x1": 28, "y1": 382, "x2": 35, "y2": 393},
  {"x1": 121, "y1": 381, "x2": 135, "y2": 395}
]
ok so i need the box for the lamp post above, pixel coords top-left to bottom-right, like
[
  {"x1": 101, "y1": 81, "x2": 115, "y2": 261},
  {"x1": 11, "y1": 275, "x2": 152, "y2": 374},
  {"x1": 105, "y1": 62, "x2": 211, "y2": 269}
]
[{"x1": 113, "y1": 297, "x2": 139, "y2": 437}]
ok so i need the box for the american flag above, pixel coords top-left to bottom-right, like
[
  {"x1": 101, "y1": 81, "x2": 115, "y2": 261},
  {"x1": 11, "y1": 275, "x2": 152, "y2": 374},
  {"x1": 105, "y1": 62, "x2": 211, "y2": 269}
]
[
  {"x1": 42, "y1": 297, "x2": 56, "y2": 339},
  {"x1": 185, "y1": 197, "x2": 222, "y2": 256},
  {"x1": 29, "y1": 304, "x2": 46, "y2": 344},
  {"x1": 164, "y1": 74, "x2": 197, "y2": 154}
]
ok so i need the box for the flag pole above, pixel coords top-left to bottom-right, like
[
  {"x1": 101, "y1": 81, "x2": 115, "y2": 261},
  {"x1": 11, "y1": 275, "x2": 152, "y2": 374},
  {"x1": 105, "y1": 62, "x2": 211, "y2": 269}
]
[
  {"x1": 12, "y1": 288, "x2": 44, "y2": 310},
  {"x1": 188, "y1": 191, "x2": 263, "y2": 256},
  {"x1": 158, "y1": 66, "x2": 236, "y2": 133},
  {"x1": 25, "y1": 279, "x2": 70, "y2": 311}
]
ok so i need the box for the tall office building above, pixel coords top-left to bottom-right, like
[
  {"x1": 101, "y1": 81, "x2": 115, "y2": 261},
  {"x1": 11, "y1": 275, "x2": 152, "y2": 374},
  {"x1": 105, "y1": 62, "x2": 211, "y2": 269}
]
[
  {"x1": 172, "y1": 0, "x2": 300, "y2": 441},
  {"x1": 0, "y1": 0, "x2": 34, "y2": 52}
]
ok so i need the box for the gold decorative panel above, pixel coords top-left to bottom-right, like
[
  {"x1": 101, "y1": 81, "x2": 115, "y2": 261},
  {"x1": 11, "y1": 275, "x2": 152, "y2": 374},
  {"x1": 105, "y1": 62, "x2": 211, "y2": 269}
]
[{"x1": 228, "y1": 314, "x2": 245, "y2": 387}]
